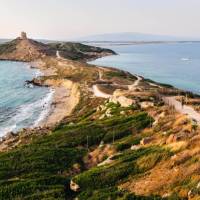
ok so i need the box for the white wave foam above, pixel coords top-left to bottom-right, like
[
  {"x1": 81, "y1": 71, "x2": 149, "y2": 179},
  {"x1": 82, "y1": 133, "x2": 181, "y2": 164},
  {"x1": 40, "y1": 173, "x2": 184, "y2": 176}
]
[
  {"x1": 181, "y1": 58, "x2": 190, "y2": 61},
  {"x1": 33, "y1": 89, "x2": 55, "y2": 127},
  {"x1": 0, "y1": 89, "x2": 55, "y2": 137},
  {"x1": 34, "y1": 69, "x2": 43, "y2": 77},
  {"x1": 0, "y1": 125, "x2": 16, "y2": 137}
]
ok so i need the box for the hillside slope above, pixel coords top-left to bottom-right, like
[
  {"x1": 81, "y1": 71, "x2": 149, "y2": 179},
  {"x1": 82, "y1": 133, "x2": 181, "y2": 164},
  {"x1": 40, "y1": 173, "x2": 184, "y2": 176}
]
[
  {"x1": 48, "y1": 42, "x2": 116, "y2": 61},
  {"x1": 0, "y1": 33, "x2": 115, "y2": 62},
  {"x1": 0, "y1": 33, "x2": 200, "y2": 199}
]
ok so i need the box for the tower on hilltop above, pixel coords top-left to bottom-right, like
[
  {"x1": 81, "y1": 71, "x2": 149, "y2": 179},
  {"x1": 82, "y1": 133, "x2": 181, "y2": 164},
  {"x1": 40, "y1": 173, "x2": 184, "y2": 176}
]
[{"x1": 21, "y1": 32, "x2": 27, "y2": 40}]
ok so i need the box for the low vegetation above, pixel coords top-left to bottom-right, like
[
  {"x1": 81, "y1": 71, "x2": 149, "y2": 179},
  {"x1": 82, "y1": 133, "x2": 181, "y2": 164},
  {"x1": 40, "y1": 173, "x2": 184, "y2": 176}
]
[
  {"x1": 0, "y1": 40, "x2": 17, "y2": 55},
  {"x1": 48, "y1": 42, "x2": 116, "y2": 60},
  {"x1": 0, "y1": 106, "x2": 154, "y2": 199},
  {"x1": 0, "y1": 36, "x2": 200, "y2": 199}
]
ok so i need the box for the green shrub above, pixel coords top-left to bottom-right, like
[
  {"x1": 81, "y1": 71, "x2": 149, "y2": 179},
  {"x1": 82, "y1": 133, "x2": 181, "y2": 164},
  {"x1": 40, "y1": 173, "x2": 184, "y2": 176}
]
[
  {"x1": 73, "y1": 146, "x2": 172, "y2": 191},
  {"x1": 0, "y1": 111, "x2": 152, "y2": 199},
  {"x1": 78, "y1": 187, "x2": 164, "y2": 200}
]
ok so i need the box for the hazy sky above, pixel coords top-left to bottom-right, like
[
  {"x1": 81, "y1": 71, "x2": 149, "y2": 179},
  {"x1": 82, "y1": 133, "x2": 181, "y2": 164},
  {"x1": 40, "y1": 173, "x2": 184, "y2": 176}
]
[{"x1": 0, "y1": 0, "x2": 200, "y2": 40}]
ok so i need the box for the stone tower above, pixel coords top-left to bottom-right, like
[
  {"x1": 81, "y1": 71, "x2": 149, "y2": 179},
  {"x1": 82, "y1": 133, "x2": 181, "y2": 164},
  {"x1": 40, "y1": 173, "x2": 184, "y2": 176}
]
[{"x1": 21, "y1": 32, "x2": 27, "y2": 40}]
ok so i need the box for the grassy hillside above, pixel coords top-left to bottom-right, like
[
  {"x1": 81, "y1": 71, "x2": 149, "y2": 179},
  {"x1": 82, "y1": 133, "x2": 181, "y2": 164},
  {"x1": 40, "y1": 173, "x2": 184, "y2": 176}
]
[
  {"x1": 0, "y1": 100, "x2": 163, "y2": 199},
  {"x1": 0, "y1": 35, "x2": 199, "y2": 200},
  {"x1": 48, "y1": 42, "x2": 116, "y2": 60},
  {"x1": 0, "y1": 92, "x2": 192, "y2": 200},
  {"x1": 0, "y1": 39, "x2": 18, "y2": 54},
  {"x1": 0, "y1": 38, "x2": 116, "y2": 62}
]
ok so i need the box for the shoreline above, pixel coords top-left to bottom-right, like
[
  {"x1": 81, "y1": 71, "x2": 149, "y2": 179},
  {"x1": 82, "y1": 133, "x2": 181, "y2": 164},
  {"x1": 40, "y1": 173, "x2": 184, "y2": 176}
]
[
  {"x1": 29, "y1": 60, "x2": 80, "y2": 128},
  {"x1": 0, "y1": 59, "x2": 80, "y2": 138},
  {"x1": 29, "y1": 54, "x2": 114, "y2": 128},
  {"x1": 32, "y1": 88, "x2": 55, "y2": 127},
  {"x1": 1, "y1": 54, "x2": 200, "y2": 154},
  {"x1": 0, "y1": 61, "x2": 55, "y2": 137},
  {"x1": 1, "y1": 55, "x2": 200, "y2": 138},
  {"x1": 1, "y1": 47, "x2": 200, "y2": 138},
  {"x1": 22, "y1": 62, "x2": 56, "y2": 129}
]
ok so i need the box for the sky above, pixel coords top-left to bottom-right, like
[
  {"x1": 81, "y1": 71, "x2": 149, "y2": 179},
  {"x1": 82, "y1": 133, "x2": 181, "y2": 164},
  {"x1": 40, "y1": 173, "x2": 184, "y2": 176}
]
[{"x1": 0, "y1": 0, "x2": 200, "y2": 40}]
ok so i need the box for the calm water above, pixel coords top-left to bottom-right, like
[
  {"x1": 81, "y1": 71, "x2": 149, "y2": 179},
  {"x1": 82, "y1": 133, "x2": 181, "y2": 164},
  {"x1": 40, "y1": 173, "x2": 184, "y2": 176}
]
[
  {"x1": 0, "y1": 61, "x2": 53, "y2": 137},
  {"x1": 89, "y1": 42, "x2": 200, "y2": 94}
]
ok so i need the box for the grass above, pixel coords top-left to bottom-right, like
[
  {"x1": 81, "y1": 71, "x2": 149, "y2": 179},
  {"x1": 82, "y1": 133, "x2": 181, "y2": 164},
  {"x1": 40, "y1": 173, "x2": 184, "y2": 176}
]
[
  {"x1": 0, "y1": 40, "x2": 18, "y2": 55},
  {"x1": 48, "y1": 42, "x2": 115, "y2": 60},
  {"x1": 0, "y1": 143, "x2": 84, "y2": 199},
  {"x1": 0, "y1": 111, "x2": 152, "y2": 199},
  {"x1": 104, "y1": 71, "x2": 137, "y2": 81},
  {"x1": 0, "y1": 38, "x2": 190, "y2": 199},
  {"x1": 73, "y1": 146, "x2": 172, "y2": 192},
  {"x1": 77, "y1": 187, "x2": 164, "y2": 200}
]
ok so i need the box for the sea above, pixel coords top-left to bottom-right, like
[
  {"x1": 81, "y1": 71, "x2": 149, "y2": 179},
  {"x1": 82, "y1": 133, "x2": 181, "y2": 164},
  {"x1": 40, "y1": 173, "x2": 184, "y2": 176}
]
[
  {"x1": 0, "y1": 61, "x2": 54, "y2": 137},
  {"x1": 89, "y1": 42, "x2": 200, "y2": 95},
  {"x1": 1, "y1": 42, "x2": 200, "y2": 137}
]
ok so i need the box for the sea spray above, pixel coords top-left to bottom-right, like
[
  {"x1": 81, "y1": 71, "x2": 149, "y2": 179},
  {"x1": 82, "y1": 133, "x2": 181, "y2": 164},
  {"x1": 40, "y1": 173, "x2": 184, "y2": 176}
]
[
  {"x1": 33, "y1": 88, "x2": 55, "y2": 127},
  {"x1": 0, "y1": 61, "x2": 51, "y2": 136},
  {"x1": 0, "y1": 88, "x2": 54, "y2": 136}
]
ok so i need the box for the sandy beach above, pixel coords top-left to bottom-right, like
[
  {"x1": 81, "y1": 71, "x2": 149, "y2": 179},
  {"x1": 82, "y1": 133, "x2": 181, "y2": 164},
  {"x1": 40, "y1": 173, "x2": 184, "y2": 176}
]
[{"x1": 31, "y1": 60, "x2": 80, "y2": 128}]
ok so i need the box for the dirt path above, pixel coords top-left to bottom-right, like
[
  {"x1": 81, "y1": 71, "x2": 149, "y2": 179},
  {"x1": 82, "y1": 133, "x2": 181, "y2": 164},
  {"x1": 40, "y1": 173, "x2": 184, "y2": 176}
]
[
  {"x1": 56, "y1": 50, "x2": 62, "y2": 59},
  {"x1": 128, "y1": 75, "x2": 142, "y2": 90},
  {"x1": 92, "y1": 72, "x2": 142, "y2": 98},
  {"x1": 163, "y1": 96, "x2": 200, "y2": 124},
  {"x1": 92, "y1": 85, "x2": 112, "y2": 98}
]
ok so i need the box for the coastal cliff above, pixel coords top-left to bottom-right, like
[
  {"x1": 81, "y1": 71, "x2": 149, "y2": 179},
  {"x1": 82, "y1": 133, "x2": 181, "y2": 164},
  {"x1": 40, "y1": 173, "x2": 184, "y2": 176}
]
[{"x1": 1, "y1": 33, "x2": 200, "y2": 199}]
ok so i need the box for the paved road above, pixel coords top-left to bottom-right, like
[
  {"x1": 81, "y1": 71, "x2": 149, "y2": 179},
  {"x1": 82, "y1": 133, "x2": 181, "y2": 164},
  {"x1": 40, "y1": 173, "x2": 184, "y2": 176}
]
[{"x1": 163, "y1": 96, "x2": 200, "y2": 124}]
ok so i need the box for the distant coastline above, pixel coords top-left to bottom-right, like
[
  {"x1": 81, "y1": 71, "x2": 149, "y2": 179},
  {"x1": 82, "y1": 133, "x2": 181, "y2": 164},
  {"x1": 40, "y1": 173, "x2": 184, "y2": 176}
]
[{"x1": 83, "y1": 40, "x2": 200, "y2": 46}]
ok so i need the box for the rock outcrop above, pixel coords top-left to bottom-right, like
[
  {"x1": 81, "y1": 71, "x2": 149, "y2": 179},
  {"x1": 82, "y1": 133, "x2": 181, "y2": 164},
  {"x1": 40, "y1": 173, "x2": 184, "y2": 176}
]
[
  {"x1": 70, "y1": 180, "x2": 80, "y2": 192},
  {"x1": 110, "y1": 96, "x2": 134, "y2": 107}
]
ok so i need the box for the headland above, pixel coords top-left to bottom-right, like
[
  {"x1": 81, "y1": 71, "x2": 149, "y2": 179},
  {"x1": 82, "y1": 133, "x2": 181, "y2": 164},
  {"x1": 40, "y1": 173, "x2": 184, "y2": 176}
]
[{"x1": 0, "y1": 32, "x2": 200, "y2": 199}]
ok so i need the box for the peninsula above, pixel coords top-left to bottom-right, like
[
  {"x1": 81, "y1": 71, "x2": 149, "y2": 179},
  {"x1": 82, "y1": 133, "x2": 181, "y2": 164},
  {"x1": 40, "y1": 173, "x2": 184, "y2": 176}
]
[{"x1": 0, "y1": 33, "x2": 200, "y2": 200}]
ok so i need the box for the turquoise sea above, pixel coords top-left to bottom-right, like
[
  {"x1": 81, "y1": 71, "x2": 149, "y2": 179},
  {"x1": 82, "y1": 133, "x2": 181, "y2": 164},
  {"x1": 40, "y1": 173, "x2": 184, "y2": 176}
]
[
  {"x1": 0, "y1": 61, "x2": 53, "y2": 137},
  {"x1": 89, "y1": 42, "x2": 200, "y2": 94},
  {"x1": 1, "y1": 42, "x2": 200, "y2": 137}
]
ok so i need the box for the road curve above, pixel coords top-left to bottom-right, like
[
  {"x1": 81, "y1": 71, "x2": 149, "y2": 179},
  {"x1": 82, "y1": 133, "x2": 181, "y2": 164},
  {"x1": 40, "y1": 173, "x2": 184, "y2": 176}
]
[
  {"x1": 92, "y1": 85, "x2": 112, "y2": 98},
  {"x1": 128, "y1": 75, "x2": 142, "y2": 90},
  {"x1": 56, "y1": 50, "x2": 62, "y2": 59},
  {"x1": 163, "y1": 96, "x2": 200, "y2": 124},
  {"x1": 92, "y1": 74, "x2": 142, "y2": 98}
]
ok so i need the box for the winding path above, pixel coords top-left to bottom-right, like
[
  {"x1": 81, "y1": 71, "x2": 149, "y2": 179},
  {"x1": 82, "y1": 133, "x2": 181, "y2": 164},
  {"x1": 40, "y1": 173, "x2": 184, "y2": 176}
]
[
  {"x1": 92, "y1": 72, "x2": 141, "y2": 99},
  {"x1": 92, "y1": 85, "x2": 112, "y2": 98},
  {"x1": 93, "y1": 68, "x2": 200, "y2": 124},
  {"x1": 128, "y1": 75, "x2": 142, "y2": 90},
  {"x1": 163, "y1": 96, "x2": 200, "y2": 124},
  {"x1": 56, "y1": 50, "x2": 62, "y2": 59}
]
